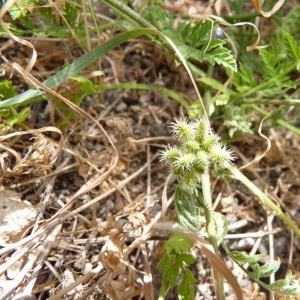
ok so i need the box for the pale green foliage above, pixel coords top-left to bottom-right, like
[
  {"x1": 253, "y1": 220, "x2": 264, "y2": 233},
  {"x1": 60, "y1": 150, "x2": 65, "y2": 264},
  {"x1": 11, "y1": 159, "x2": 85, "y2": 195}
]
[
  {"x1": 223, "y1": 243, "x2": 300, "y2": 296},
  {"x1": 9, "y1": 0, "x2": 34, "y2": 19},
  {"x1": 223, "y1": 105, "x2": 253, "y2": 138},
  {"x1": 212, "y1": 212, "x2": 228, "y2": 246}
]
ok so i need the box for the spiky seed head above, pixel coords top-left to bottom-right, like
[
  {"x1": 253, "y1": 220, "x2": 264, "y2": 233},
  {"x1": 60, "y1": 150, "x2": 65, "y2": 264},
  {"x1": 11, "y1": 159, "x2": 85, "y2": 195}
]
[
  {"x1": 197, "y1": 150, "x2": 210, "y2": 166},
  {"x1": 201, "y1": 134, "x2": 219, "y2": 151},
  {"x1": 182, "y1": 140, "x2": 200, "y2": 153},
  {"x1": 181, "y1": 170, "x2": 198, "y2": 189},
  {"x1": 209, "y1": 144, "x2": 235, "y2": 163},
  {"x1": 160, "y1": 146, "x2": 181, "y2": 164},
  {"x1": 173, "y1": 153, "x2": 196, "y2": 171},
  {"x1": 169, "y1": 118, "x2": 195, "y2": 142},
  {"x1": 194, "y1": 119, "x2": 209, "y2": 143},
  {"x1": 193, "y1": 162, "x2": 206, "y2": 175}
]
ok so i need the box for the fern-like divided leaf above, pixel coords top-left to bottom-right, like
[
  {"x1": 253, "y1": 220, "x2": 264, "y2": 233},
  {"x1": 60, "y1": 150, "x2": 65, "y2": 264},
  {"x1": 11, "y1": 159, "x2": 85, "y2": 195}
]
[
  {"x1": 142, "y1": 6, "x2": 237, "y2": 72},
  {"x1": 283, "y1": 30, "x2": 300, "y2": 71},
  {"x1": 157, "y1": 232, "x2": 196, "y2": 300},
  {"x1": 178, "y1": 269, "x2": 197, "y2": 300},
  {"x1": 142, "y1": 6, "x2": 174, "y2": 29},
  {"x1": 164, "y1": 232, "x2": 194, "y2": 255},
  {"x1": 223, "y1": 243, "x2": 300, "y2": 296}
]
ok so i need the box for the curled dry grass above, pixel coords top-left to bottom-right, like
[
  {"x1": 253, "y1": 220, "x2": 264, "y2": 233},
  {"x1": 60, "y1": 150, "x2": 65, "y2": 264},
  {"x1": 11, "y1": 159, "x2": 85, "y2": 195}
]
[{"x1": 0, "y1": 0, "x2": 299, "y2": 299}]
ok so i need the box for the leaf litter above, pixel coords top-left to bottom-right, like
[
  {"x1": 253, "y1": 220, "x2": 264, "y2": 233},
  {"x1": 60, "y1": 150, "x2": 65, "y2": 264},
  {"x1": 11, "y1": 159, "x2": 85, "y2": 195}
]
[{"x1": 0, "y1": 0, "x2": 300, "y2": 299}]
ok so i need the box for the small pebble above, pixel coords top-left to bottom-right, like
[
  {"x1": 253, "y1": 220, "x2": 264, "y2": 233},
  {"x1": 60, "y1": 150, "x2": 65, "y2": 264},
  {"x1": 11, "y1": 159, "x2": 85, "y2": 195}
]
[
  {"x1": 83, "y1": 263, "x2": 93, "y2": 274},
  {"x1": 105, "y1": 199, "x2": 114, "y2": 210},
  {"x1": 130, "y1": 105, "x2": 141, "y2": 112},
  {"x1": 116, "y1": 102, "x2": 128, "y2": 112}
]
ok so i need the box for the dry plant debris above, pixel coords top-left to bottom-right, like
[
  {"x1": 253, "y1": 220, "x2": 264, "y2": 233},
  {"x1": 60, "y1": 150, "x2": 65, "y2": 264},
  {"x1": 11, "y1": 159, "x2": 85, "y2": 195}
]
[{"x1": 0, "y1": 0, "x2": 300, "y2": 299}]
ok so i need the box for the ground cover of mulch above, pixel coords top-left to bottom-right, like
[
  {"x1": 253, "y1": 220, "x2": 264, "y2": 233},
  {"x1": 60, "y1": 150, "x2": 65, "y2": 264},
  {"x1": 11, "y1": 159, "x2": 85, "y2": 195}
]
[{"x1": 0, "y1": 1, "x2": 300, "y2": 299}]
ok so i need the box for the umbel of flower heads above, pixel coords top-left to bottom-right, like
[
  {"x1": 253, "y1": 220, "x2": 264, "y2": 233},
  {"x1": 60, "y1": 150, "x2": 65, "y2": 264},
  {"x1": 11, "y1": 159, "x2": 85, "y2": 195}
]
[{"x1": 160, "y1": 118, "x2": 235, "y2": 188}]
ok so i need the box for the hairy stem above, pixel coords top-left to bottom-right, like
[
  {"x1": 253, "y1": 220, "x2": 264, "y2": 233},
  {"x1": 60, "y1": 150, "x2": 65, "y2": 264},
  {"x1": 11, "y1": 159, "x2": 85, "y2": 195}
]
[
  {"x1": 200, "y1": 173, "x2": 218, "y2": 254},
  {"x1": 200, "y1": 172, "x2": 225, "y2": 299}
]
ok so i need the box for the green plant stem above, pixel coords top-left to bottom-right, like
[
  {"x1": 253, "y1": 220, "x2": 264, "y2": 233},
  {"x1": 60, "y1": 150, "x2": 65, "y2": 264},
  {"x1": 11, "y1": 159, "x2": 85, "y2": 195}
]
[
  {"x1": 94, "y1": 83, "x2": 190, "y2": 109},
  {"x1": 200, "y1": 172, "x2": 225, "y2": 299},
  {"x1": 203, "y1": 65, "x2": 213, "y2": 114},
  {"x1": 251, "y1": 104, "x2": 300, "y2": 136},
  {"x1": 101, "y1": 0, "x2": 155, "y2": 29},
  {"x1": 200, "y1": 173, "x2": 218, "y2": 253},
  {"x1": 239, "y1": 98, "x2": 300, "y2": 107},
  {"x1": 227, "y1": 163, "x2": 300, "y2": 238}
]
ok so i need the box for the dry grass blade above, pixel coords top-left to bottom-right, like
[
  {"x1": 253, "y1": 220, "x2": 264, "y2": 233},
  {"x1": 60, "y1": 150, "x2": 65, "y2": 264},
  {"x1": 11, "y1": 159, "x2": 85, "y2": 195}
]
[
  {"x1": 240, "y1": 113, "x2": 271, "y2": 170},
  {"x1": 209, "y1": 15, "x2": 261, "y2": 51},
  {"x1": 140, "y1": 240, "x2": 154, "y2": 300},
  {"x1": 2, "y1": 225, "x2": 62, "y2": 299},
  {"x1": 0, "y1": 0, "x2": 37, "y2": 74},
  {"x1": 0, "y1": 127, "x2": 64, "y2": 178},
  {"x1": 4, "y1": 61, "x2": 119, "y2": 219},
  {"x1": 251, "y1": 0, "x2": 285, "y2": 17}
]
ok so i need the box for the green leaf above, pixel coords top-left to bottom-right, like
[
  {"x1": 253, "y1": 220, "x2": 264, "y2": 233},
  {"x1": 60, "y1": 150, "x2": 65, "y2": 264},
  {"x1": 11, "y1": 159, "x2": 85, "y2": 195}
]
[
  {"x1": 178, "y1": 253, "x2": 196, "y2": 265},
  {"x1": 64, "y1": 2, "x2": 78, "y2": 24},
  {"x1": 283, "y1": 30, "x2": 300, "y2": 70},
  {"x1": 212, "y1": 164, "x2": 231, "y2": 181},
  {"x1": 168, "y1": 262, "x2": 180, "y2": 288},
  {"x1": 164, "y1": 232, "x2": 194, "y2": 255},
  {"x1": 268, "y1": 272, "x2": 293, "y2": 289},
  {"x1": 156, "y1": 253, "x2": 170, "y2": 270},
  {"x1": 71, "y1": 75, "x2": 97, "y2": 94},
  {"x1": 213, "y1": 212, "x2": 228, "y2": 246},
  {"x1": 9, "y1": 0, "x2": 35, "y2": 19},
  {"x1": 204, "y1": 46, "x2": 237, "y2": 71},
  {"x1": 142, "y1": 6, "x2": 174, "y2": 29},
  {"x1": 0, "y1": 23, "x2": 26, "y2": 36},
  {"x1": 214, "y1": 94, "x2": 231, "y2": 106},
  {"x1": 223, "y1": 243, "x2": 300, "y2": 296},
  {"x1": 223, "y1": 105, "x2": 253, "y2": 138},
  {"x1": 203, "y1": 38, "x2": 226, "y2": 52},
  {"x1": 176, "y1": 45, "x2": 198, "y2": 66},
  {"x1": 188, "y1": 100, "x2": 203, "y2": 119},
  {"x1": 229, "y1": 251, "x2": 265, "y2": 264},
  {"x1": 175, "y1": 186, "x2": 202, "y2": 233},
  {"x1": 0, "y1": 81, "x2": 15, "y2": 100},
  {"x1": 19, "y1": 16, "x2": 35, "y2": 30},
  {"x1": 181, "y1": 21, "x2": 218, "y2": 48},
  {"x1": 260, "y1": 49, "x2": 276, "y2": 76},
  {"x1": 258, "y1": 260, "x2": 281, "y2": 277},
  {"x1": 249, "y1": 262, "x2": 261, "y2": 279},
  {"x1": 159, "y1": 259, "x2": 172, "y2": 298},
  {"x1": 178, "y1": 269, "x2": 196, "y2": 300},
  {"x1": 7, "y1": 107, "x2": 30, "y2": 127}
]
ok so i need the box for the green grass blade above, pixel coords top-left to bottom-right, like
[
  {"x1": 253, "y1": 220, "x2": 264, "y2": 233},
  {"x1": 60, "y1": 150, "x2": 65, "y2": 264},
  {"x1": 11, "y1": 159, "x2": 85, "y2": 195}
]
[
  {"x1": 0, "y1": 28, "x2": 160, "y2": 108},
  {"x1": 94, "y1": 83, "x2": 190, "y2": 109}
]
